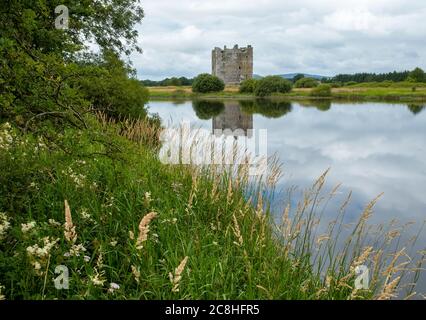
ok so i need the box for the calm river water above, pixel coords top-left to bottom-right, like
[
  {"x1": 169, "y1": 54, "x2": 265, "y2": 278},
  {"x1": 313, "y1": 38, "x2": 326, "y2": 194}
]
[{"x1": 147, "y1": 99, "x2": 426, "y2": 295}]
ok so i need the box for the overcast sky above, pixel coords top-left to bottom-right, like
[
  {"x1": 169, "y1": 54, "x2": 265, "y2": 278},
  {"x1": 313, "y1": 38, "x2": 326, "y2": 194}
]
[{"x1": 132, "y1": 0, "x2": 426, "y2": 80}]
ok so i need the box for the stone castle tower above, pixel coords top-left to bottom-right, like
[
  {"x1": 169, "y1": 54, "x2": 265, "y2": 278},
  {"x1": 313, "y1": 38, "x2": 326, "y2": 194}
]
[{"x1": 212, "y1": 45, "x2": 253, "y2": 85}]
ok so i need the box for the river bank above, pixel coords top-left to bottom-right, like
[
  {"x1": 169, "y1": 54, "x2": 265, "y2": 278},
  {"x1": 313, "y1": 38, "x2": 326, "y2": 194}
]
[{"x1": 148, "y1": 84, "x2": 426, "y2": 102}]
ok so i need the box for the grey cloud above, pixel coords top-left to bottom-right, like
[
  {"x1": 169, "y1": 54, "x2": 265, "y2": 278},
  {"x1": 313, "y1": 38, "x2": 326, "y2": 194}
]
[{"x1": 134, "y1": 0, "x2": 426, "y2": 79}]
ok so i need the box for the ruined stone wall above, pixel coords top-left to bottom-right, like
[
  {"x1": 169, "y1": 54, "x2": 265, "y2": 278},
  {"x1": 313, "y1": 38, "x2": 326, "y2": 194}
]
[{"x1": 212, "y1": 45, "x2": 253, "y2": 85}]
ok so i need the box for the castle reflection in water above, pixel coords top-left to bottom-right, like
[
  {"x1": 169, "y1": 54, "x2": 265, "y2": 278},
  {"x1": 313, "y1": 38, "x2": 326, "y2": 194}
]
[{"x1": 212, "y1": 101, "x2": 253, "y2": 138}]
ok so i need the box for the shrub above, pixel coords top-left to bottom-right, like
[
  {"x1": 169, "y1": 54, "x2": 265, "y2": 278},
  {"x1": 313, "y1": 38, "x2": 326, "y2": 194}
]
[
  {"x1": 344, "y1": 81, "x2": 358, "y2": 86},
  {"x1": 330, "y1": 82, "x2": 343, "y2": 88},
  {"x1": 239, "y1": 79, "x2": 258, "y2": 93},
  {"x1": 294, "y1": 77, "x2": 319, "y2": 88},
  {"x1": 254, "y1": 76, "x2": 292, "y2": 97},
  {"x1": 192, "y1": 74, "x2": 225, "y2": 93},
  {"x1": 311, "y1": 84, "x2": 332, "y2": 97}
]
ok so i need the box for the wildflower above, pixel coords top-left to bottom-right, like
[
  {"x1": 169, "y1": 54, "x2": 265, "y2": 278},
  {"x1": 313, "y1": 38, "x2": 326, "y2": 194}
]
[
  {"x1": 21, "y1": 221, "x2": 36, "y2": 233},
  {"x1": 108, "y1": 283, "x2": 120, "y2": 293},
  {"x1": 64, "y1": 200, "x2": 77, "y2": 243},
  {"x1": 79, "y1": 208, "x2": 92, "y2": 221},
  {"x1": 83, "y1": 255, "x2": 91, "y2": 262},
  {"x1": 110, "y1": 239, "x2": 118, "y2": 247},
  {"x1": 144, "y1": 192, "x2": 152, "y2": 207},
  {"x1": 48, "y1": 219, "x2": 61, "y2": 227},
  {"x1": 0, "y1": 212, "x2": 11, "y2": 240},
  {"x1": 90, "y1": 273, "x2": 105, "y2": 287},
  {"x1": 129, "y1": 231, "x2": 135, "y2": 240},
  {"x1": 0, "y1": 284, "x2": 5, "y2": 300},
  {"x1": 131, "y1": 265, "x2": 140, "y2": 283},
  {"x1": 169, "y1": 256, "x2": 189, "y2": 293},
  {"x1": 66, "y1": 244, "x2": 87, "y2": 257},
  {"x1": 29, "y1": 182, "x2": 39, "y2": 190},
  {"x1": 136, "y1": 212, "x2": 158, "y2": 250},
  {"x1": 26, "y1": 237, "x2": 59, "y2": 275}
]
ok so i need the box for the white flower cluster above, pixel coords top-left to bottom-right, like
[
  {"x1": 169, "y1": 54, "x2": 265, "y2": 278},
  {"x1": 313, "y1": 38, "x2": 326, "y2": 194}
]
[
  {"x1": 0, "y1": 212, "x2": 11, "y2": 240},
  {"x1": 108, "y1": 282, "x2": 120, "y2": 294},
  {"x1": 79, "y1": 208, "x2": 93, "y2": 222},
  {"x1": 0, "y1": 122, "x2": 14, "y2": 150},
  {"x1": 21, "y1": 221, "x2": 36, "y2": 233},
  {"x1": 33, "y1": 136, "x2": 47, "y2": 153},
  {"x1": 26, "y1": 237, "x2": 59, "y2": 274},
  {"x1": 61, "y1": 167, "x2": 86, "y2": 188},
  {"x1": 64, "y1": 243, "x2": 87, "y2": 257}
]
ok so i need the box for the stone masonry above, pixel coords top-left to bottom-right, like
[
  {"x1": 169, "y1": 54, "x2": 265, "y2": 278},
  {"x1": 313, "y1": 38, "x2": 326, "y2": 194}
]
[{"x1": 212, "y1": 45, "x2": 253, "y2": 85}]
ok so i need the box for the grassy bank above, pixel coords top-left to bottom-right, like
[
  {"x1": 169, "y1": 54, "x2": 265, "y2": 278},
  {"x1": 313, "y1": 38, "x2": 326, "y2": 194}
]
[
  {"x1": 148, "y1": 84, "x2": 426, "y2": 102},
  {"x1": 0, "y1": 115, "x2": 423, "y2": 300}
]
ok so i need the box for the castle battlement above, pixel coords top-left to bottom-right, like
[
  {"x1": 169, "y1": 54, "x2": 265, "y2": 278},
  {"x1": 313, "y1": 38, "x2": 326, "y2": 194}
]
[{"x1": 212, "y1": 45, "x2": 253, "y2": 85}]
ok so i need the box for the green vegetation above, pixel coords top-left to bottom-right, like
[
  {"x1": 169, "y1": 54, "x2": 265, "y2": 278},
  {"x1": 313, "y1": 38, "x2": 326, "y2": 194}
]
[
  {"x1": 294, "y1": 77, "x2": 319, "y2": 88},
  {"x1": 0, "y1": 0, "x2": 424, "y2": 301},
  {"x1": 192, "y1": 74, "x2": 225, "y2": 93},
  {"x1": 142, "y1": 77, "x2": 194, "y2": 87},
  {"x1": 407, "y1": 67, "x2": 426, "y2": 83},
  {"x1": 239, "y1": 79, "x2": 258, "y2": 93},
  {"x1": 311, "y1": 84, "x2": 332, "y2": 97},
  {"x1": 254, "y1": 76, "x2": 293, "y2": 97}
]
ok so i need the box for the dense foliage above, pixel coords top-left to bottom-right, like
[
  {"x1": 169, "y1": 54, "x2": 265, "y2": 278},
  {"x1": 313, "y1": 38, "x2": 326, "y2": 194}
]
[
  {"x1": 239, "y1": 79, "x2": 258, "y2": 93},
  {"x1": 192, "y1": 74, "x2": 225, "y2": 93},
  {"x1": 327, "y1": 69, "x2": 418, "y2": 84},
  {"x1": 254, "y1": 76, "x2": 292, "y2": 97},
  {"x1": 0, "y1": 0, "x2": 148, "y2": 132},
  {"x1": 311, "y1": 84, "x2": 332, "y2": 97},
  {"x1": 141, "y1": 77, "x2": 194, "y2": 87},
  {"x1": 294, "y1": 77, "x2": 319, "y2": 88}
]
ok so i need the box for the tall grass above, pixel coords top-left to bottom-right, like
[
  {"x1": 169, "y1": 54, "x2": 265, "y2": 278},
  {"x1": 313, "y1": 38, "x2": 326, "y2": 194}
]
[{"x1": 0, "y1": 118, "x2": 424, "y2": 300}]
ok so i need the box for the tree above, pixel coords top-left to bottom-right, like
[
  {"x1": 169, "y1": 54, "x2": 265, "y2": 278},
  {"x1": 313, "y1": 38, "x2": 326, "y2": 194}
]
[
  {"x1": 0, "y1": 0, "x2": 145, "y2": 131},
  {"x1": 292, "y1": 74, "x2": 305, "y2": 83},
  {"x1": 192, "y1": 74, "x2": 225, "y2": 93},
  {"x1": 239, "y1": 79, "x2": 258, "y2": 93},
  {"x1": 407, "y1": 68, "x2": 426, "y2": 83},
  {"x1": 311, "y1": 84, "x2": 332, "y2": 97},
  {"x1": 294, "y1": 77, "x2": 319, "y2": 88},
  {"x1": 254, "y1": 76, "x2": 292, "y2": 97}
]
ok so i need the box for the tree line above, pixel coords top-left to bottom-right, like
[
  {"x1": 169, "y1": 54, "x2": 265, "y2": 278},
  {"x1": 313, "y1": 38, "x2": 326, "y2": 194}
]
[
  {"x1": 141, "y1": 77, "x2": 194, "y2": 86},
  {"x1": 324, "y1": 68, "x2": 426, "y2": 84}
]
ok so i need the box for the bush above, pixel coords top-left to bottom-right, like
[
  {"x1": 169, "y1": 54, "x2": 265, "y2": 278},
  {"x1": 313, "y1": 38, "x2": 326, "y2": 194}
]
[
  {"x1": 330, "y1": 82, "x2": 343, "y2": 88},
  {"x1": 254, "y1": 76, "x2": 292, "y2": 97},
  {"x1": 192, "y1": 74, "x2": 225, "y2": 93},
  {"x1": 344, "y1": 81, "x2": 358, "y2": 86},
  {"x1": 294, "y1": 77, "x2": 319, "y2": 88},
  {"x1": 239, "y1": 79, "x2": 258, "y2": 93},
  {"x1": 311, "y1": 84, "x2": 332, "y2": 97}
]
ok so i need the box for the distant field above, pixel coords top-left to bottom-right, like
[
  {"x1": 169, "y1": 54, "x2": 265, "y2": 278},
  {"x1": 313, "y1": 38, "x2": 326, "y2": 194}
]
[{"x1": 147, "y1": 83, "x2": 426, "y2": 101}]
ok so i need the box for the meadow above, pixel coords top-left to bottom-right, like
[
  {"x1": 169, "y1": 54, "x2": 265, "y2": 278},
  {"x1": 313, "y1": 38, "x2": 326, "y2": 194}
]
[
  {"x1": 148, "y1": 82, "x2": 426, "y2": 101},
  {"x1": 0, "y1": 114, "x2": 423, "y2": 300}
]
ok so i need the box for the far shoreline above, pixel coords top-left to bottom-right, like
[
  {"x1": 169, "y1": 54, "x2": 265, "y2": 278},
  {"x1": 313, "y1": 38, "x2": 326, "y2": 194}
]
[{"x1": 147, "y1": 85, "x2": 426, "y2": 103}]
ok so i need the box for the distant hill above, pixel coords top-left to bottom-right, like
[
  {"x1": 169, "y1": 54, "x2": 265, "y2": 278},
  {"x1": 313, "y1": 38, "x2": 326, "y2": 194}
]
[{"x1": 253, "y1": 73, "x2": 330, "y2": 80}]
